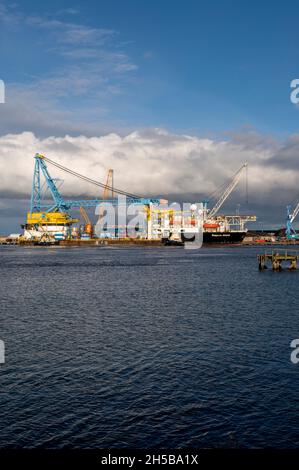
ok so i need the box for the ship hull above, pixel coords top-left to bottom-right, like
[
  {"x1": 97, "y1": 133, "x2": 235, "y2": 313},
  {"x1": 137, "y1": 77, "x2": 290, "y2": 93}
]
[{"x1": 203, "y1": 231, "x2": 246, "y2": 244}]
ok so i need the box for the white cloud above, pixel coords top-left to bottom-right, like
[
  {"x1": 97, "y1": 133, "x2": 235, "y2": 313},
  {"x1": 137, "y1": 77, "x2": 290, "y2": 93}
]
[{"x1": 0, "y1": 128, "x2": 297, "y2": 211}]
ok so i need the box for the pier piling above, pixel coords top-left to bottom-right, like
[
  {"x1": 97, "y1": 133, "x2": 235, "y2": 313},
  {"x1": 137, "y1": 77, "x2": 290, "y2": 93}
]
[{"x1": 258, "y1": 251, "x2": 299, "y2": 271}]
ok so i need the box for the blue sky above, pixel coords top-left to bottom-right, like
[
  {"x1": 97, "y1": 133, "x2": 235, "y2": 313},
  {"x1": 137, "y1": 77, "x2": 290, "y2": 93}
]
[
  {"x1": 1, "y1": 0, "x2": 299, "y2": 137},
  {"x1": 1, "y1": 0, "x2": 299, "y2": 233}
]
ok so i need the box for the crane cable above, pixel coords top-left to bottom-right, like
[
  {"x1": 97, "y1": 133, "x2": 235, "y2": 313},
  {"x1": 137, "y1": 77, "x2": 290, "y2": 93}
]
[{"x1": 43, "y1": 156, "x2": 142, "y2": 199}]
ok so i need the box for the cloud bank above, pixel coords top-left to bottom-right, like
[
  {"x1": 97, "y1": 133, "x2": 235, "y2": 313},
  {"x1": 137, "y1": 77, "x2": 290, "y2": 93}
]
[{"x1": 0, "y1": 128, "x2": 297, "y2": 212}]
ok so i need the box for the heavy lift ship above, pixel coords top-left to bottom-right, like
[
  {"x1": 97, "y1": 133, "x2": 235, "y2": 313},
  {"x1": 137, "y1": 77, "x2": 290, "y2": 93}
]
[
  {"x1": 22, "y1": 153, "x2": 160, "y2": 243},
  {"x1": 22, "y1": 154, "x2": 256, "y2": 245},
  {"x1": 201, "y1": 163, "x2": 256, "y2": 243},
  {"x1": 150, "y1": 163, "x2": 256, "y2": 244}
]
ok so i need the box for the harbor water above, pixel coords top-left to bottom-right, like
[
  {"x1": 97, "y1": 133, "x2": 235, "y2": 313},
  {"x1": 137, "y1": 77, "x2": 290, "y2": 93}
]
[{"x1": 0, "y1": 245, "x2": 299, "y2": 448}]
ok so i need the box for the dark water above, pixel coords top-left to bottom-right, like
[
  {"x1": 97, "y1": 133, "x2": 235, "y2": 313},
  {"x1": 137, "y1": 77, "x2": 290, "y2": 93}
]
[{"x1": 0, "y1": 245, "x2": 299, "y2": 448}]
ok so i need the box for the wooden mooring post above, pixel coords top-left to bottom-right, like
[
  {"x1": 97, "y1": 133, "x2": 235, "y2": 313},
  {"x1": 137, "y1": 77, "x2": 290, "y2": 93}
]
[{"x1": 258, "y1": 250, "x2": 299, "y2": 271}]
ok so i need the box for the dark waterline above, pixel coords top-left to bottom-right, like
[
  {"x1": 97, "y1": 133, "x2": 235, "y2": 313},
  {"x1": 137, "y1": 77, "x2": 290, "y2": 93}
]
[{"x1": 0, "y1": 245, "x2": 298, "y2": 448}]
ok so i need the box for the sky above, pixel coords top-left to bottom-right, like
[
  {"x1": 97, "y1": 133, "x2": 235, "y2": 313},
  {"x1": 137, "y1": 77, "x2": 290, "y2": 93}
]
[{"x1": 1, "y1": 0, "x2": 299, "y2": 232}]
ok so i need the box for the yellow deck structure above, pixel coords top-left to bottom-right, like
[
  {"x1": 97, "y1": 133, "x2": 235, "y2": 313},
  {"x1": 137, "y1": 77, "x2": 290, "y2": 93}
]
[{"x1": 26, "y1": 212, "x2": 78, "y2": 226}]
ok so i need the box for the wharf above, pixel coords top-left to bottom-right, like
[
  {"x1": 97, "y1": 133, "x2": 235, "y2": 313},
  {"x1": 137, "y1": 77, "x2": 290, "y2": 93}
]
[{"x1": 258, "y1": 250, "x2": 299, "y2": 270}]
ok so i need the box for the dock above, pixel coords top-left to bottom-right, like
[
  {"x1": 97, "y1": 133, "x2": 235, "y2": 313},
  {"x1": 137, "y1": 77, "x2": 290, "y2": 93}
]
[{"x1": 258, "y1": 250, "x2": 299, "y2": 271}]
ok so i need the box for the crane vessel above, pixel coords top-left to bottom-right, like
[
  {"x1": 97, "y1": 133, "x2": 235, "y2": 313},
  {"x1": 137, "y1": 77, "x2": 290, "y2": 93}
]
[
  {"x1": 22, "y1": 154, "x2": 160, "y2": 242},
  {"x1": 200, "y1": 163, "x2": 256, "y2": 243},
  {"x1": 22, "y1": 154, "x2": 256, "y2": 245}
]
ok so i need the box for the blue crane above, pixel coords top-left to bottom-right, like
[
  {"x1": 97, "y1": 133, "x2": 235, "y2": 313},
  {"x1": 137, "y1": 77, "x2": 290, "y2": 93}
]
[
  {"x1": 30, "y1": 153, "x2": 160, "y2": 213},
  {"x1": 286, "y1": 203, "x2": 299, "y2": 240}
]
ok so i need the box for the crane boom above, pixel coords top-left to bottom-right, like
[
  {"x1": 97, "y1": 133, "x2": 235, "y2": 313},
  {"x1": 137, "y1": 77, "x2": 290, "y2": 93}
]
[
  {"x1": 31, "y1": 153, "x2": 69, "y2": 212},
  {"x1": 207, "y1": 163, "x2": 248, "y2": 219},
  {"x1": 30, "y1": 154, "x2": 160, "y2": 213},
  {"x1": 290, "y1": 201, "x2": 299, "y2": 223},
  {"x1": 98, "y1": 169, "x2": 114, "y2": 222},
  {"x1": 80, "y1": 207, "x2": 91, "y2": 224},
  {"x1": 286, "y1": 202, "x2": 299, "y2": 240},
  {"x1": 103, "y1": 169, "x2": 114, "y2": 199}
]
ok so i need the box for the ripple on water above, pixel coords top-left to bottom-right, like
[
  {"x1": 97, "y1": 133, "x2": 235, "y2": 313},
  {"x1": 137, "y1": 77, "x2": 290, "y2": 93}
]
[{"x1": 0, "y1": 245, "x2": 298, "y2": 448}]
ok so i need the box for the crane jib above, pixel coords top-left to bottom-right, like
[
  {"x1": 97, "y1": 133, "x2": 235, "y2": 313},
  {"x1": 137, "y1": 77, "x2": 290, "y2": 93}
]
[{"x1": 30, "y1": 154, "x2": 160, "y2": 214}]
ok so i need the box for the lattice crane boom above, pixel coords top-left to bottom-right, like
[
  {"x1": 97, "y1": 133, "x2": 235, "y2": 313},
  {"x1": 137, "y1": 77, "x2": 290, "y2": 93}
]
[
  {"x1": 207, "y1": 163, "x2": 248, "y2": 219},
  {"x1": 30, "y1": 154, "x2": 160, "y2": 214},
  {"x1": 103, "y1": 169, "x2": 114, "y2": 200},
  {"x1": 286, "y1": 203, "x2": 299, "y2": 240},
  {"x1": 80, "y1": 207, "x2": 91, "y2": 225},
  {"x1": 289, "y1": 201, "x2": 299, "y2": 223}
]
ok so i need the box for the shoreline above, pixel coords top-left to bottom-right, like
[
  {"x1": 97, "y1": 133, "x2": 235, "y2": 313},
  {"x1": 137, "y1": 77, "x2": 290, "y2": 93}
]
[{"x1": 1, "y1": 239, "x2": 299, "y2": 248}]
